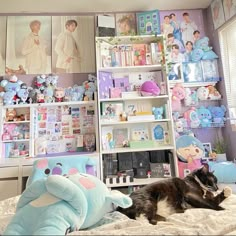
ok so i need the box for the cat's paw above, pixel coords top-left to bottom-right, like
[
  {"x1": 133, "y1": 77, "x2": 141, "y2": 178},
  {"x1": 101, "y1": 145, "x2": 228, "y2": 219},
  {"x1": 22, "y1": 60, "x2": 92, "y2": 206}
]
[{"x1": 223, "y1": 187, "x2": 232, "y2": 197}]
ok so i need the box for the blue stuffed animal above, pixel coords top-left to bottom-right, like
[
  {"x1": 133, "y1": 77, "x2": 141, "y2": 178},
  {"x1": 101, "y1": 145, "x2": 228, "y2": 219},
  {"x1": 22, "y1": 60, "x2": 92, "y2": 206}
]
[
  {"x1": 197, "y1": 106, "x2": 212, "y2": 127},
  {"x1": 208, "y1": 105, "x2": 227, "y2": 126},
  {"x1": 3, "y1": 173, "x2": 132, "y2": 235},
  {"x1": 152, "y1": 106, "x2": 164, "y2": 120}
]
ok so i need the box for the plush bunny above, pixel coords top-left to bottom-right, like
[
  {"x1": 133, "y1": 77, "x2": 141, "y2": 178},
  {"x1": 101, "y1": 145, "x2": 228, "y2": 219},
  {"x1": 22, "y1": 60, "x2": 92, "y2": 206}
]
[{"x1": 3, "y1": 173, "x2": 132, "y2": 235}]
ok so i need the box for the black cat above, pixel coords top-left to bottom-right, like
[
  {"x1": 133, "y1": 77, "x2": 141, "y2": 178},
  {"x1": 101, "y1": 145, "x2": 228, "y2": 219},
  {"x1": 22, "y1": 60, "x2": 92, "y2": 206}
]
[{"x1": 117, "y1": 164, "x2": 231, "y2": 225}]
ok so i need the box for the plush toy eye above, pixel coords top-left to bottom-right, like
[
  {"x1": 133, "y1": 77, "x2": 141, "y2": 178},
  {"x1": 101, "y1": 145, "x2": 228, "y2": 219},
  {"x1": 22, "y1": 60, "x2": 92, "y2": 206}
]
[{"x1": 44, "y1": 168, "x2": 50, "y2": 175}]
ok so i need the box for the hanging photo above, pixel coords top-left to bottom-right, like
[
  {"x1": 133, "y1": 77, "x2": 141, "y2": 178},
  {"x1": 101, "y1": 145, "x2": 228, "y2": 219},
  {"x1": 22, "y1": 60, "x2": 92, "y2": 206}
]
[
  {"x1": 52, "y1": 15, "x2": 95, "y2": 74},
  {"x1": 211, "y1": 0, "x2": 226, "y2": 29},
  {"x1": 6, "y1": 16, "x2": 52, "y2": 75},
  {"x1": 115, "y1": 13, "x2": 136, "y2": 36}
]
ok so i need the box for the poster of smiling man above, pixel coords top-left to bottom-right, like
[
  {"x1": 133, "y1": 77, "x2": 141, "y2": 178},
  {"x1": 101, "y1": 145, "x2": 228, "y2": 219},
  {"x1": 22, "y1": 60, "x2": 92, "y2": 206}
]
[
  {"x1": 52, "y1": 16, "x2": 95, "y2": 74},
  {"x1": 6, "y1": 16, "x2": 51, "y2": 75}
]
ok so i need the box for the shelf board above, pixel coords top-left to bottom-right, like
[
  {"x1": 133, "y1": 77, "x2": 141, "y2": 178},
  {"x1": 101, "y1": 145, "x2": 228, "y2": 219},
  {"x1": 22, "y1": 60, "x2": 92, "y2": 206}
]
[
  {"x1": 2, "y1": 100, "x2": 96, "y2": 109},
  {"x1": 96, "y1": 35, "x2": 163, "y2": 45},
  {"x1": 100, "y1": 118, "x2": 171, "y2": 126},
  {"x1": 169, "y1": 81, "x2": 217, "y2": 88},
  {"x1": 101, "y1": 145, "x2": 175, "y2": 154},
  {"x1": 98, "y1": 64, "x2": 162, "y2": 73},
  {"x1": 106, "y1": 177, "x2": 167, "y2": 188},
  {"x1": 2, "y1": 139, "x2": 30, "y2": 143},
  {"x1": 99, "y1": 95, "x2": 168, "y2": 102},
  {"x1": 4, "y1": 121, "x2": 30, "y2": 124}
]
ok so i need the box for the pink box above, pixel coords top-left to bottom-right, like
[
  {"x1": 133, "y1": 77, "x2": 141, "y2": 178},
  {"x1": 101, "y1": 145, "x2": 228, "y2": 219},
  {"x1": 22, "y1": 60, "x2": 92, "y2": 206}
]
[
  {"x1": 113, "y1": 77, "x2": 130, "y2": 92},
  {"x1": 109, "y1": 87, "x2": 122, "y2": 98}
]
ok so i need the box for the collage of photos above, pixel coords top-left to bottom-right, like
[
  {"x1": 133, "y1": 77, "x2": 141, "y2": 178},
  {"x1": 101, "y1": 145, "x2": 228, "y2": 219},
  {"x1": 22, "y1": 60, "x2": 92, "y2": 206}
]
[{"x1": 35, "y1": 104, "x2": 95, "y2": 155}]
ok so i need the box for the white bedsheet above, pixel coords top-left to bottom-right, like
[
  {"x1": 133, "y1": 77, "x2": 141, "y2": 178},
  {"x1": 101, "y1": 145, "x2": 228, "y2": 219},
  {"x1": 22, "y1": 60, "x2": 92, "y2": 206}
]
[{"x1": 1, "y1": 194, "x2": 236, "y2": 235}]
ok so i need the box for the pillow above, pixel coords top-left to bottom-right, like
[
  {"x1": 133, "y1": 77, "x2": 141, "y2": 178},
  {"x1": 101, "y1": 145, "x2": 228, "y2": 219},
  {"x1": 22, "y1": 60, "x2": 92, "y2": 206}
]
[
  {"x1": 26, "y1": 155, "x2": 97, "y2": 187},
  {"x1": 208, "y1": 161, "x2": 236, "y2": 183}
]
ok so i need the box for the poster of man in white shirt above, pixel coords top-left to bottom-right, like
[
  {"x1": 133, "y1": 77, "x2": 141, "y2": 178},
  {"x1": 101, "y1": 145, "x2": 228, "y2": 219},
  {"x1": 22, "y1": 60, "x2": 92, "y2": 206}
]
[
  {"x1": 180, "y1": 12, "x2": 198, "y2": 45},
  {"x1": 52, "y1": 16, "x2": 95, "y2": 74},
  {"x1": 6, "y1": 16, "x2": 51, "y2": 75}
]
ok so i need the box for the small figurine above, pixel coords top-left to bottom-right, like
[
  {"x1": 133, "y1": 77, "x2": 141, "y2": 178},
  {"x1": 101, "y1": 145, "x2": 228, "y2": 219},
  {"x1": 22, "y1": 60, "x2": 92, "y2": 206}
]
[
  {"x1": 54, "y1": 87, "x2": 65, "y2": 102},
  {"x1": 6, "y1": 108, "x2": 17, "y2": 122},
  {"x1": 36, "y1": 92, "x2": 45, "y2": 103}
]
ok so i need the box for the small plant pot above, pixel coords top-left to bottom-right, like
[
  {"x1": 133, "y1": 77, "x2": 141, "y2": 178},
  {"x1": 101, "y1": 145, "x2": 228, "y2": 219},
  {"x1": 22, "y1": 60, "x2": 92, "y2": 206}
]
[{"x1": 216, "y1": 153, "x2": 227, "y2": 162}]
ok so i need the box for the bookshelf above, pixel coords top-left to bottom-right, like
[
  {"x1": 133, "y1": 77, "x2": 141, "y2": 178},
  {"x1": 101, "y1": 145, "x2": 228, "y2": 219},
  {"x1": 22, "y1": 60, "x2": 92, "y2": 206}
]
[{"x1": 95, "y1": 35, "x2": 178, "y2": 189}]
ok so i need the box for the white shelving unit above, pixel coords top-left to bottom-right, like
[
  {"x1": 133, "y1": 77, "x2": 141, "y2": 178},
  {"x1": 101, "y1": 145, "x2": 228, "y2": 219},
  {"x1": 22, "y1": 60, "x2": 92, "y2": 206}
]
[{"x1": 95, "y1": 35, "x2": 178, "y2": 189}]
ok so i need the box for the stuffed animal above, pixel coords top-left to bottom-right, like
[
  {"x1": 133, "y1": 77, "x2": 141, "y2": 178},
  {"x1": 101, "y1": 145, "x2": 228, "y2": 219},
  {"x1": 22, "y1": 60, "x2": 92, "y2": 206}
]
[
  {"x1": 176, "y1": 135, "x2": 204, "y2": 178},
  {"x1": 35, "y1": 75, "x2": 46, "y2": 92},
  {"x1": 171, "y1": 83, "x2": 186, "y2": 111},
  {"x1": 183, "y1": 107, "x2": 201, "y2": 128},
  {"x1": 54, "y1": 87, "x2": 65, "y2": 102},
  {"x1": 196, "y1": 86, "x2": 209, "y2": 100},
  {"x1": 197, "y1": 106, "x2": 212, "y2": 127},
  {"x1": 152, "y1": 106, "x2": 164, "y2": 120},
  {"x1": 0, "y1": 75, "x2": 23, "y2": 105},
  {"x1": 140, "y1": 81, "x2": 160, "y2": 96},
  {"x1": 16, "y1": 83, "x2": 30, "y2": 104},
  {"x1": 83, "y1": 75, "x2": 97, "y2": 101},
  {"x1": 207, "y1": 85, "x2": 221, "y2": 100},
  {"x1": 191, "y1": 37, "x2": 218, "y2": 62},
  {"x1": 3, "y1": 173, "x2": 132, "y2": 235},
  {"x1": 208, "y1": 105, "x2": 227, "y2": 126}
]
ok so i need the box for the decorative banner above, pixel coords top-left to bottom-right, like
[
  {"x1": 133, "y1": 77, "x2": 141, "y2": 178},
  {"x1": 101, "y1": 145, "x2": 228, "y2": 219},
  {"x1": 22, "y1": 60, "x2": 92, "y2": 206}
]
[
  {"x1": 6, "y1": 16, "x2": 52, "y2": 75},
  {"x1": 52, "y1": 16, "x2": 95, "y2": 74}
]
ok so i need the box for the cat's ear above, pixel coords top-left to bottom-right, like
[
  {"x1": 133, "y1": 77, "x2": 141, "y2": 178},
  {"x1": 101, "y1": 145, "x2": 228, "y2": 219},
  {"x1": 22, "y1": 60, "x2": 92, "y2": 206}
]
[{"x1": 201, "y1": 163, "x2": 209, "y2": 173}]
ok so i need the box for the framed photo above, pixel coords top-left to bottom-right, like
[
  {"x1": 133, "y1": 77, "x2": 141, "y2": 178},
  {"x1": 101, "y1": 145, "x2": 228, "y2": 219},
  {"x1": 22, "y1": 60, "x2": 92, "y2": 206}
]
[
  {"x1": 211, "y1": 0, "x2": 226, "y2": 29},
  {"x1": 201, "y1": 59, "x2": 220, "y2": 82},
  {"x1": 168, "y1": 63, "x2": 184, "y2": 84},
  {"x1": 113, "y1": 128, "x2": 129, "y2": 148},
  {"x1": 222, "y1": 0, "x2": 236, "y2": 21},
  {"x1": 203, "y1": 143, "x2": 212, "y2": 157},
  {"x1": 101, "y1": 101, "x2": 124, "y2": 118},
  {"x1": 115, "y1": 13, "x2": 136, "y2": 36}
]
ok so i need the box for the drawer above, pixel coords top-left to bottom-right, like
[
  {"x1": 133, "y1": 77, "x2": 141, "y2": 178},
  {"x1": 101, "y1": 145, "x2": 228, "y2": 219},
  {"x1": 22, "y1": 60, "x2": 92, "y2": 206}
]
[
  {"x1": 0, "y1": 167, "x2": 19, "y2": 178},
  {"x1": 0, "y1": 180, "x2": 18, "y2": 201},
  {"x1": 22, "y1": 165, "x2": 33, "y2": 177}
]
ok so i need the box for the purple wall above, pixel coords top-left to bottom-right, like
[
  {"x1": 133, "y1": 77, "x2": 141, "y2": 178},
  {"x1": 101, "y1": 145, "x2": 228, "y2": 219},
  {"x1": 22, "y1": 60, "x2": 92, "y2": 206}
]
[{"x1": 204, "y1": 7, "x2": 235, "y2": 161}]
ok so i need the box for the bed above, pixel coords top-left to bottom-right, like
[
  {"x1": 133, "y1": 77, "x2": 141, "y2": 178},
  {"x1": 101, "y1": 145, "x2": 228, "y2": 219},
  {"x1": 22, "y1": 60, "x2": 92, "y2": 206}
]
[{"x1": 1, "y1": 193, "x2": 236, "y2": 235}]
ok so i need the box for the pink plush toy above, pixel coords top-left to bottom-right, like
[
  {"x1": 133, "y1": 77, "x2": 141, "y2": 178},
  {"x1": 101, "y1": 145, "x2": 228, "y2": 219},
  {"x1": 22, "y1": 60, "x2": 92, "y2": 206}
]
[
  {"x1": 140, "y1": 81, "x2": 160, "y2": 96},
  {"x1": 171, "y1": 83, "x2": 186, "y2": 111}
]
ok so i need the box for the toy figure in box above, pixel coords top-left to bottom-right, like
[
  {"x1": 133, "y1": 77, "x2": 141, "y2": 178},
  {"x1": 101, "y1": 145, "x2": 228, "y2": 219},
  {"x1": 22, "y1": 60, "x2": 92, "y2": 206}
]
[
  {"x1": 197, "y1": 106, "x2": 212, "y2": 127},
  {"x1": 54, "y1": 87, "x2": 65, "y2": 102},
  {"x1": 3, "y1": 173, "x2": 132, "y2": 235},
  {"x1": 171, "y1": 83, "x2": 186, "y2": 111},
  {"x1": 208, "y1": 105, "x2": 227, "y2": 126},
  {"x1": 176, "y1": 135, "x2": 204, "y2": 178},
  {"x1": 207, "y1": 85, "x2": 221, "y2": 100},
  {"x1": 152, "y1": 106, "x2": 164, "y2": 120},
  {"x1": 197, "y1": 86, "x2": 209, "y2": 100},
  {"x1": 184, "y1": 107, "x2": 201, "y2": 128},
  {"x1": 140, "y1": 81, "x2": 160, "y2": 96},
  {"x1": 184, "y1": 87, "x2": 198, "y2": 106}
]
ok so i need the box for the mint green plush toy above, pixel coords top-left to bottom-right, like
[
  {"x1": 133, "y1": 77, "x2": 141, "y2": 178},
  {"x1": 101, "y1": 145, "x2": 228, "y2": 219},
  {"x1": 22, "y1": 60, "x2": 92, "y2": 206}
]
[{"x1": 3, "y1": 173, "x2": 132, "y2": 235}]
